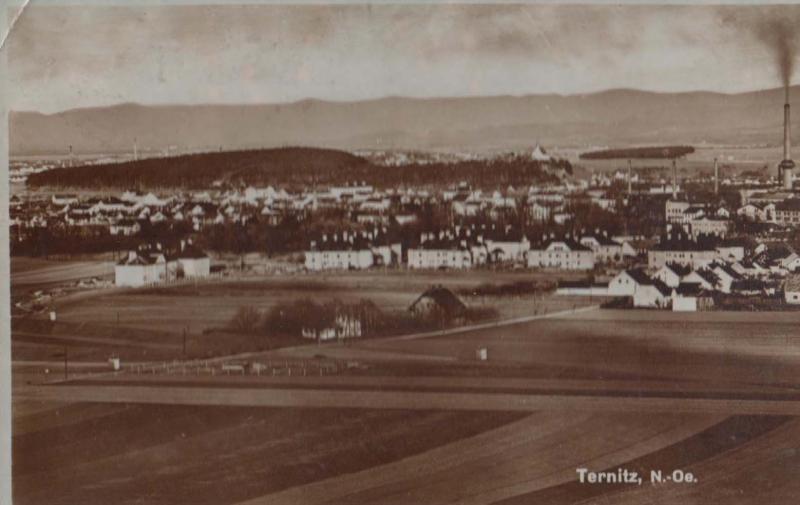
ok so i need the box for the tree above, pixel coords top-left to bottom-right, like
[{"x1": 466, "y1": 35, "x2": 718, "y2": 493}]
[{"x1": 230, "y1": 306, "x2": 262, "y2": 334}]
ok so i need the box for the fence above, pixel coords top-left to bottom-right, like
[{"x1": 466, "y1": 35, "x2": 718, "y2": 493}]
[{"x1": 119, "y1": 357, "x2": 348, "y2": 378}]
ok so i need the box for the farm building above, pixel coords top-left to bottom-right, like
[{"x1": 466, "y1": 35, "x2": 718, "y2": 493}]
[{"x1": 409, "y1": 286, "x2": 467, "y2": 325}]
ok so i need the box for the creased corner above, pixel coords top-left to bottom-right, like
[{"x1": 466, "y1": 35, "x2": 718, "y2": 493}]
[{"x1": 0, "y1": 0, "x2": 32, "y2": 52}]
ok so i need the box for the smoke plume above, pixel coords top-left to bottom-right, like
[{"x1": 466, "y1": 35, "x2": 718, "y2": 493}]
[{"x1": 720, "y1": 7, "x2": 800, "y2": 89}]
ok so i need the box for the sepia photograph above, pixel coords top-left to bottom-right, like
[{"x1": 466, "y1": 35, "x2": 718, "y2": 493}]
[{"x1": 5, "y1": 1, "x2": 800, "y2": 504}]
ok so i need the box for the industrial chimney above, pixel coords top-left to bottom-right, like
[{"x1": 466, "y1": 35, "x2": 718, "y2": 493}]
[
  {"x1": 714, "y1": 157, "x2": 719, "y2": 196},
  {"x1": 780, "y1": 86, "x2": 796, "y2": 190},
  {"x1": 671, "y1": 158, "x2": 678, "y2": 200},
  {"x1": 627, "y1": 159, "x2": 632, "y2": 195}
]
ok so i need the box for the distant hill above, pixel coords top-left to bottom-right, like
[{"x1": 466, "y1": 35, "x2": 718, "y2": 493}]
[
  {"x1": 26, "y1": 146, "x2": 560, "y2": 190},
  {"x1": 10, "y1": 87, "x2": 800, "y2": 155}
]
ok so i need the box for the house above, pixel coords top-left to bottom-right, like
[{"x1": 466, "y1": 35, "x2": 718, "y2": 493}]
[
  {"x1": 780, "y1": 253, "x2": 800, "y2": 273},
  {"x1": 409, "y1": 286, "x2": 467, "y2": 325},
  {"x1": 783, "y1": 274, "x2": 800, "y2": 304},
  {"x1": 407, "y1": 233, "x2": 475, "y2": 269},
  {"x1": 687, "y1": 216, "x2": 731, "y2": 239},
  {"x1": 305, "y1": 245, "x2": 375, "y2": 271},
  {"x1": 716, "y1": 239, "x2": 748, "y2": 262},
  {"x1": 579, "y1": 234, "x2": 631, "y2": 263},
  {"x1": 665, "y1": 200, "x2": 691, "y2": 222},
  {"x1": 115, "y1": 242, "x2": 211, "y2": 287},
  {"x1": 632, "y1": 277, "x2": 672, "y2": 308},
  {"x1": 708, "y1": 262, "x2": 742, "y2": 294},
  {"x1": 648, "y1": 232, "x2": 719, "y2": 269},
  {"x1": 672, "y1": 283, "x2": 714, "y2": 312},
  {"x1": 527, "y1": 238, "x2": 594, "y2": 270},
  {"x1": 483, "y1": 229, "x2": 530, "y2": 263},
  {"x1": 305, "y1": 231, "x2": 398, "y2": 271},
  {"x1": 653, "y1": 263, "x2": 691, "y2": 288},
  {"x1": 608, "y1": 269, "x2": 649, "y2": 296},
  {"x1": 174, "y1": 243, "x2": 211, "y2": 278},
  {"x1": 115, "y1": 250, "x2": 170, "y2": 287},
  {"x1": 681, "y1": 269, "x2": 719, "y2": 291},
  {"x1": 607, "y1": 268, "x2": 671, "y2": 308}
]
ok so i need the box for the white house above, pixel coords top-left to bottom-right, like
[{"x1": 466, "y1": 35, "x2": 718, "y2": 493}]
[
  {"x1": 305, "y1": 248, "x2": 374, "y2": 271},
  {"x1": 580, "y1": 234, "x2": 635, "y2": 263},
  {"x1": 607, "y1": 269, "x2": 644, "y2": 296},
  {"x1": 115, "y1": 251, "x2": 169, "y2": 287},
  {"x1": 681, "y1": 269, "x2": 719, "y2": 291},
  {"x1": 671, "y1": 283, "x2": 714, "y2": 312},
  {"x1": 408, "y1": 245, "x2": 473, "y2": 269},
  {"x1": 115, "y1": 243, "x2": 211, "y2": 287},
  {"x1": 653, "y1": 263, "x2": 691, "y2": 288},
  {"x1": 708, "y1": 262, "x2": 742, "y2": 294},
  {"x1": 175, "y1": 245, "x2": 211, "y2": 278},
  {"x1": 527, "y1": 239, "x2": 594, "y2": 270}
]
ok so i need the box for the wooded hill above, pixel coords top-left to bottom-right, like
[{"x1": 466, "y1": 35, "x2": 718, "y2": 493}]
[
  {"x1": 26, "y1": 147, "x2": 563, "y2": 189},
  {"x1": 579, "y1": 145, "x2": 695, "y2": 160}
]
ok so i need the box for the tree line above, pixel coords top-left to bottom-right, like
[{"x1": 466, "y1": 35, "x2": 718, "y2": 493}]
[{"x1": 27, "y1": 146, "x2": 564, "y2": 190}]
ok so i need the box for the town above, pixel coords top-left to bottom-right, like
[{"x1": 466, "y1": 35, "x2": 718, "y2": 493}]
[
  {"x1": 10, "y1": 140, "x2": 800, "y2": 316},
  {"x1": 12, "y1": 5, "x2": 800, "y2": 505}
]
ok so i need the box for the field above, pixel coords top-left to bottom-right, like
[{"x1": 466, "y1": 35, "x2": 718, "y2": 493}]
[
  {"x1": 12, "y1": 259, "x2": 800, "y2": 504},
  {"x1": 12, "y1": 402, "x2": 521, "y2": 505},
  {"x1": 358, "y1": 310, "x2": 800, "y2": 386},
  {"x1": 11, "y1": 265, "x2": 594, "y2": 364}
]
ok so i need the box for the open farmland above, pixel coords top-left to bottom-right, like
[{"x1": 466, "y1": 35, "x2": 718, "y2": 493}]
[
  {"x1": 12, "y1": 402, "x2": 522, "y2": 505},
  {"x1": 40, "y1": 270, "x2": 590, "y2": 335},
  {"x1": 356, "y1": 310, "x2": 800, "y2": 386},
  {"x1": 12, "y1": 263, "x2": 800, "y2": 505}
]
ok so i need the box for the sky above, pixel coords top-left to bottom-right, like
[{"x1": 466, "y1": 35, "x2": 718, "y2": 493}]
[{"x1": 6, "y1": 3, "x2": 800, "y2": 113}]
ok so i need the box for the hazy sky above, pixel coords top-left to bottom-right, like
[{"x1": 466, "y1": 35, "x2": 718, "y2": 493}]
[{"x1": 7, "y1": 3, "x2": 800, "y2": 113}]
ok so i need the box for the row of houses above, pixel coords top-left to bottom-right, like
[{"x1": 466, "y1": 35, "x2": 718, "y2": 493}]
[{"x1": 304, "y1": 229, "x2": 638, "y2": 271}]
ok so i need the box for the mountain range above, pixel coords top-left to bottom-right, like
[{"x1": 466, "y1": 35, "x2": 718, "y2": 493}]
[{"x1": 10, "y1": 87, "x2": 799, "y2": 155}]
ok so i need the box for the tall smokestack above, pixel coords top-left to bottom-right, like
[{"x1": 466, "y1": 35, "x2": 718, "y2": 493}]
[
  {"x1": 714, "y1": 157, "x2": 719, "y2": 196},
  {"x1": 781, "y1": 85, "x2": 796, "y2": 190},
  {"x1": 785, "y1": 95, "x2": 791, "y2": 161},
  {"x1": 672, "y1": 158, "x2": 678, "y2": 200},
  {"x1": 627, "y1": 159, "x2": 632, "y2": 195}
]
